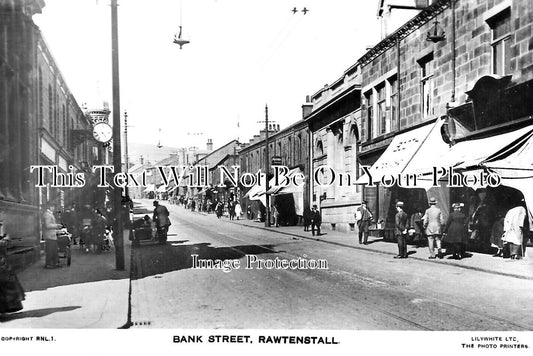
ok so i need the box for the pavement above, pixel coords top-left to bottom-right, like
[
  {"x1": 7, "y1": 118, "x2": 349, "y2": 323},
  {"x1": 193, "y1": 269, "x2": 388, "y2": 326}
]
[
  {"x1": 188, "y1": 204, "x2": 533, "y2": 281},
  {"x1": 0, "y1": 231, "x2": 131, "y2": 328}
]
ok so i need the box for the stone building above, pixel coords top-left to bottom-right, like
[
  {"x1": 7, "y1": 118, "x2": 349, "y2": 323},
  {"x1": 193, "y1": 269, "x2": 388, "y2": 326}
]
[
  {"x1": 0, "y1": 0, "x2": 97, "y2": 269},
  {"x1": 305, "y1": 63, "x2": 362, "y2": 233},
  {"x1": 359, "y1": 0, "x2": 533, "y2": 244},
  {"x1": 239, "y1": 114, "x2": 310, "y2": 225}
]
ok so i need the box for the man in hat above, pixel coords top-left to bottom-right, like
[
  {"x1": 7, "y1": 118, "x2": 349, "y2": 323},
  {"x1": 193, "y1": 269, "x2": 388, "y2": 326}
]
[
  {"x1": 394, "y1": 201, "x2": 409, "y2": 259},
  {"x1": 422, "y1": 197, "x2": 444, "y2": 259},
  {"x1": 310, "y1": 205, "x2": 322, "y2": 236},
  {"x1": 153, "y1": 200, "x2": 171, "y2": 245},
  {"x1": 355, "y1": 200, "x2": 373, "y2": 245}
]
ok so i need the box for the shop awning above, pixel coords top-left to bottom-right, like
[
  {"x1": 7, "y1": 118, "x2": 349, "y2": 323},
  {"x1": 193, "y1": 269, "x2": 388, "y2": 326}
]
[
  {"x1": 243, "y1": 181, "x2": 266, "y2": 206},
  {"x1": 266, "y1": 167, "x2": 305, "y2": 195},
  {"x1": 356, "y1": 120, "x2": 441, "y2": 184},
  {"x1": 437, "y1": 125, "x2": 533, "y2": 171},
  {"x1": 481, "y1": 128, "x2": 533, "y2": 231},
  {"x1": 156, "y1": 184, "x2": 167, "y2": 193}
]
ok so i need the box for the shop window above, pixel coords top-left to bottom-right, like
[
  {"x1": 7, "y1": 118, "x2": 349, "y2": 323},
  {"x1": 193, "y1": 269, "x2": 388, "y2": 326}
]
[
  {"x1": 488, "y1": 8, "x2": 511, "y2": 76},
  {"x1": 419, "y1": 52, "x2": 434, "y2": 119}
]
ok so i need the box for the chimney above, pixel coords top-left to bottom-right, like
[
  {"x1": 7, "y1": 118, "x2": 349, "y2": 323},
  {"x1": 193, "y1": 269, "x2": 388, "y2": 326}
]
[
  {"x1": 302, "y1": 96, "x2": 313, "y2": 118},
  {"x1": 207, "y1": 138, "x2": 213, "y2": 151}
]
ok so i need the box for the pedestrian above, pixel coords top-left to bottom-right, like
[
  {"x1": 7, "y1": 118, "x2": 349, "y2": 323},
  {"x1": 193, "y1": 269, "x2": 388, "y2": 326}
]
[
  {"x1": 443, "y1": 203, "x2": 467, "y2": 259},
  {"x1": 229, "y1": 201, "x2": 236, "y2": 220},
  {"x1": 271, "y1": 204, "x2": 279, "y2": 227},
  {"x1": 42, "y1": 202, "x2": 62, "y2": 268},
  {"x1": 355, "y1": 200, "x2": 373, "y2": 245},
  {"x1": 422, "y1": 197, "x2": 444, "y2": 259},
  {"x1": 234, "y1": 202, "x2": 242, "y2": 220},
  {"x1": 93, "y1": 209, "x2": 107, "y2": 253},
  {"x1": 303, "y1": 206, "x2": 312, "y2": 232},
  {"x1": 409, "y1": 207, "x2": 424, "y2": 247},
  {"x1": 0, "y1": 233, "x2": 25, "y2": 314},
  {"x1": 502, "y1": 202, "x2": 527, "y2": 260},
  {"x1": 470, "y1": 197, "x2": 495, "y2": 252},
  {"x1": 490, "y1": 212, "x2": 505, "y2": 257},
  {"x1": 247, "y1": 205, "x2": 253, "y2": 220},
  {"x1": 153, "y1": 200, "x2": 171, "y2": 245},
  {"x1": 216, "y1": 201, "x2": 223, "y2": 219},
  {"x1": 62, "y1": 203, "x2": 80, "y2": 245},
  {"x1": 310, "y1": 205, "x2": 322, "y2": 236},
  {"x1": 394, "y1": 201, "x2": 408, "y2": 259}
]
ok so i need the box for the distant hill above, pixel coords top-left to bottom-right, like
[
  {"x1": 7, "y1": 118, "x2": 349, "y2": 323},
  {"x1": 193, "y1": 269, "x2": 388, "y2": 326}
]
[{"x1": 126, "y1": 142, "x2": 181, "y2": 165}]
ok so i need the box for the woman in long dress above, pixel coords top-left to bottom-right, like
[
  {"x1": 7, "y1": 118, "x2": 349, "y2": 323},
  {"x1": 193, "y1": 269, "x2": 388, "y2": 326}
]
[
  {"x1": 0, "y1": 235, "x2": 25, "y2": 314},
  {"x1": 234, "y1": 203, "x2": 242, "y2": 220}
]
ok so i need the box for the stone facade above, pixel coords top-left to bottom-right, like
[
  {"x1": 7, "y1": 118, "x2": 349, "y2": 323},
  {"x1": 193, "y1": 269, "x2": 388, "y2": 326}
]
[
  {"x1": 0, "y1": 0, "x2": 98, "y2": 269},
  {"x1": 306, "y1": 63, "x2": 362, "y2": 233},
  {"x1": 358, "y1": 0, "x2": 533, "y2": 235},
  {"x1": 239, "y1": 119, "x2": 310, "y2": 224}
]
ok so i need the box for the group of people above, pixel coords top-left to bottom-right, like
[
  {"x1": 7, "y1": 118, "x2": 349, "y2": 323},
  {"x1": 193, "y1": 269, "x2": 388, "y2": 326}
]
[
  {"x1": 355, "y1": 197, "x2": 529, "y2": 261},
  {"x1": 302, "y1": 205, "x2": 322, "y2": 236},
  {"x1": 41, "y1": 202, "x2": 116, "y2": 268}
]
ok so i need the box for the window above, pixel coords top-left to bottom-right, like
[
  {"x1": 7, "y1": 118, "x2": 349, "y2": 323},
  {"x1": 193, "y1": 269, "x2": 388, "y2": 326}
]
[
  {"x1": 39, "y1": 69, "x2": 43, "y2": 121},
  {"x1": 297, "y1": 134, "x2": 302, "y2": 161},
  {"x1": 366, "y1": 74, "x2": 398, "y2": 140},
  {"x1": 316, "y1": 139, "x2": 324, "y2": 156},
  {"x1": 365, "y1": 91, "x2": 374, "y2": 139},
  {"x1": 419, "y1": 53, "x2": 434, "y2": 118},
  {"x1": 376, "y1": 84, "x2": 387, "y2": 135},
  {"x1": 48, "y1": 85, "x2": 53, "y2": 133},
  {"x1": 62, "y1": 104, "x2": 66, "y2": 145},
  {"x1": 488, "y1": 8, "x2": 511, "y2": 76},
  {"x1": 389, "y1": 75, "x2": 398, "y2": 131}
]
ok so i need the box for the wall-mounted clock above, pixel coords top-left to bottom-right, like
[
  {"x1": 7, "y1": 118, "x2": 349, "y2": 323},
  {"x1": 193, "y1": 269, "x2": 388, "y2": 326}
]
[{"x1": 92, "y1": 122, "x2": 113, "y2": 143}]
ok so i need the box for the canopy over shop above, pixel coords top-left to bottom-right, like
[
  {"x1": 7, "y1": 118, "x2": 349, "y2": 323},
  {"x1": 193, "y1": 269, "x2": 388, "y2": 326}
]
[{"x1": 242, "y1": 167, "x2": 305, "y2": 225}]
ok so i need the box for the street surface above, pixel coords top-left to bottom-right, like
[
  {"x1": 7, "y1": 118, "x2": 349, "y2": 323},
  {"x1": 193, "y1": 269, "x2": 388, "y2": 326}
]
[{"x1": 128, "y1": 200, "x2": 533, "y2": 330}]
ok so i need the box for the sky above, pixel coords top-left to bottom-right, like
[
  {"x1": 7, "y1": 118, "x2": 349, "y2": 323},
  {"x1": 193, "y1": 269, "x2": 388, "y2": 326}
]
[{"x1": 33, "y1": 0, "x2": 384, "y2": 151}]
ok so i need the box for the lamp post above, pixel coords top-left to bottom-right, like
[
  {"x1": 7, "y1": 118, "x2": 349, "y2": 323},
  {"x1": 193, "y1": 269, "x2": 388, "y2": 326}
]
[{"x1": 111, "y1": 0, "x2": 125, "y2": 270}]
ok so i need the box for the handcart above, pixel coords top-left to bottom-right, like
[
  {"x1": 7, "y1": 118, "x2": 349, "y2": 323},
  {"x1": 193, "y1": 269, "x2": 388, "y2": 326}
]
[{"x1": 129, "y1": 215, "x2": 154, "y2": 247}]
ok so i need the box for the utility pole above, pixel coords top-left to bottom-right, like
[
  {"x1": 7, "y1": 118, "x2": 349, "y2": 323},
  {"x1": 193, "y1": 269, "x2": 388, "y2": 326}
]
[
  {"x1": 124, "y1": 110, "x2": 130, "y2": 198},
  {"x1": 111, "y1": 0, "x2": 124, "y2": 270},
  {"x1": 263, "y1": 104, "x2": 270, "y2": 227}
]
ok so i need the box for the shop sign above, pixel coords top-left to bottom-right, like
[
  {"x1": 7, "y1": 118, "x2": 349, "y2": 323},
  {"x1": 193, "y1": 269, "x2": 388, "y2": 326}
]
[{"x1": 271, "y1": 156, "x2": 282, "y2": 165}]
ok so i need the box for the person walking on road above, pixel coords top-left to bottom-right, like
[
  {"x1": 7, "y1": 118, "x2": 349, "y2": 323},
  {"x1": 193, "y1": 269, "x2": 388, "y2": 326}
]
[
  {"x1": 355, "y1": 200, "x2": 373, "y2": 245},
  {"x1": 42, "y1": 202, "x2": 62, "y2": 268},
  {"x1": 311, "y1": 205, "x2": 322, "y2": 236},
  {"x1": 394, "y1": 201, "x2": 409, "y2": 259},
  {"x1": 443, "y1": 203, "x2": 467, "y2": 259},
  {"x1": 153, "y1": 201, "x2": 171, "y2": 245},
  {"x1": 423, "y1": 197, "x2": 444, "y2": 259}
]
